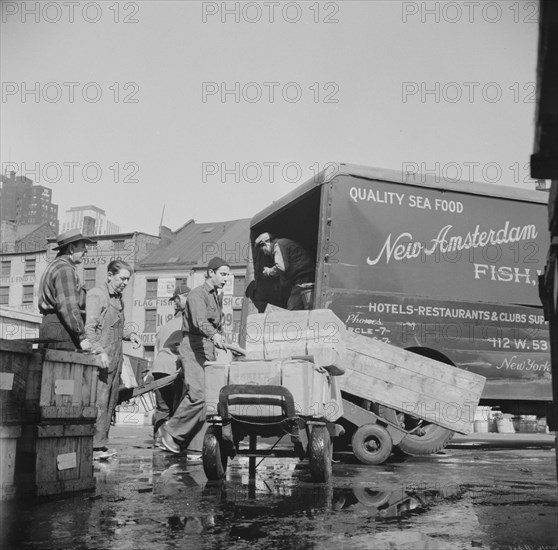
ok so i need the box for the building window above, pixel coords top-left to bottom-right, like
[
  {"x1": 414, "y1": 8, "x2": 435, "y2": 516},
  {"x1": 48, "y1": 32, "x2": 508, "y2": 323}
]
[
  {"x1": 1, "y1": 261, "x2": 10, "y2": 278},
  {"x1": 24, "y1": 257, "x2": 36, "y2": 275},
  {"x1": 84, "y1": 268, "x2": 97, "y2": 290},
  {"x1": 144, "y1": 309, "x2": 157, "y2": 333},
  {"x1": 233, "y1": 275, "x2": 246, "y2": 298},
  {"x1": 113, "y1": 239, "x2": 125, "y2": 258},
  {"x1": 0, "y1": 286, "x2": 9, "y2": 305},
  {"x1": 146, "y1": 278, "x2": 158, "y2": 300},
  {"x1": 22, "y1": 285, "x2": 34, "y2": 304}
]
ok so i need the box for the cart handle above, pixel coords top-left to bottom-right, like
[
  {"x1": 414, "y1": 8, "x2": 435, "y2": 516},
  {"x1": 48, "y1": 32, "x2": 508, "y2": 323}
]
[{"x1": 218, "y1": 384, "x2": 296, "y2": 421}]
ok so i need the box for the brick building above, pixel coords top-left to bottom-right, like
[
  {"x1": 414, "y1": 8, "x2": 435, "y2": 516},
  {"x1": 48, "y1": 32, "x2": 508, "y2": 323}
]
[
  {"x1": 131, "y1": 218, "x2": 250, "y2": 362},
  {"x1": 0, "y1": 171, "x2": 58, "y2": 233}
]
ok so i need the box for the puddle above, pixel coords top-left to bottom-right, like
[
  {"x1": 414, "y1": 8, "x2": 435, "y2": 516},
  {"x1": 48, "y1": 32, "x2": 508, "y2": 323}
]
[{"x1": 2, "y1": 435, "x2": 556, "y2": 550}]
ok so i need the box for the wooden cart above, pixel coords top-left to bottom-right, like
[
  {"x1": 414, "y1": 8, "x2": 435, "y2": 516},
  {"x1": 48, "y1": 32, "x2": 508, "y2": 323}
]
[{"x1": 202, "y1": 359, "x2": 344, "y2": 483}]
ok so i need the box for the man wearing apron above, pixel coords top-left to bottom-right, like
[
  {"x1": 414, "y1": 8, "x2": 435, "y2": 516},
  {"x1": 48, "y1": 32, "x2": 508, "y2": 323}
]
[{"x1": 85, "y1": 259, "x2": 141, "y2": 449}]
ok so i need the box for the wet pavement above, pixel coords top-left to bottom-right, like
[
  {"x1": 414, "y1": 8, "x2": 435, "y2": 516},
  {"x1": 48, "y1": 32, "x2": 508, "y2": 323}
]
[{"x1": 1, "y1": 426, "x2": 557, "y2": 550}]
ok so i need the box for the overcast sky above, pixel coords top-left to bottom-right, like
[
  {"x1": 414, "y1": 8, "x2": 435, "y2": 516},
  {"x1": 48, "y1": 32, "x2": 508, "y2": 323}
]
[{"x1": 1, "y1": 0, "x2": 540, "y2": 235}]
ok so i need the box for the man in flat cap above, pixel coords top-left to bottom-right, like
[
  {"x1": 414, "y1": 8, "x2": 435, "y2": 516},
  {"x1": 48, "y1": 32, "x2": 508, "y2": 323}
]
[
  {"x1": 160, "y1": 257, "x2": 230, "y2": 456},
  {"x1": 152, "y1": 282, "x2": 190, "y2": 447},
  {"x1": 38, "y1": 229, "x2": 95, "y2": 350},
  {"x1": 255, "y1": 232, "x2": 315, "y2": 310}
]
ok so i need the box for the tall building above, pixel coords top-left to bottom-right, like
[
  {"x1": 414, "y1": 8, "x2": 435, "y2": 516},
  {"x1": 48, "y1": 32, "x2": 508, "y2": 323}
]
[
  {"x1": 61, "y1": 205, "x2": 120, "y2": 235},
  {"x1": 0, "y1": 171, "x2": 59, "y2": 233}
]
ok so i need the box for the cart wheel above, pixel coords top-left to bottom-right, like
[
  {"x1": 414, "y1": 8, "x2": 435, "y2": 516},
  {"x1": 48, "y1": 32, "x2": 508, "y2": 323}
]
[
  {"x1": 202, "y1": 426, "x2": 228, "y2": 480},
  {"x1": 352, "y1": 486, "x2": 392, "y2": 507},
  {"x1": 351, "y1": 424, "x2": 393, "y2": 465},
  {"x1": 308, "y1": 425, "x2": 332, "y2": 482}
]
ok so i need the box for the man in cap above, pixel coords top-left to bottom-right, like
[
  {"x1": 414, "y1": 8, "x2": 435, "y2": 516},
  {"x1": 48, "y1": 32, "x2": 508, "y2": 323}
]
[
  {"x1": 254, "y1": 232, "x2": 315, "y2": 310},
  {"x1": 38, "y1": 229, "x2": 95, "y2": 350},
  {"x1": 152, "y1": 282, "x2": 190, "y2": 447},
  {"x1": 159, "y1": 257, "x2": 230, "y2": 455}
]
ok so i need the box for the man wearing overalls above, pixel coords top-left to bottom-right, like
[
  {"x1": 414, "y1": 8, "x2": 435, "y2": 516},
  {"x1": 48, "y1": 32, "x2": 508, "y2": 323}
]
[{"x1": 85, "y1": 259, "x2": 141, "y2": 450}]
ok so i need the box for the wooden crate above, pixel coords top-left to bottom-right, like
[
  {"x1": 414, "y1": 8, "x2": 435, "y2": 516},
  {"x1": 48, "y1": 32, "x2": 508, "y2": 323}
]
[
  {"x1": 26, "y1": 349, "x2": 100, "y2": 423},
  {"x1": 204, "y1": 359, "x2": 343, "y2": 421},
  {"x1": 204, "y1": 362, "x2": 230, "y2": 416},
  {"x1": 244, "y1": 309, "x2": 346, "y2": 375},
  {"x1": 0, "y1": 339, "x2": 34, "y2": 424},
  {"x1": 15, "y1": 423, "x2": 95, "y2": 497},
  {"x1": 282, "y1": 360, "x2": 343, "y2": 422},
  {"x1": 340, "y1": 332, "x2": 486, "y2": 434},
  {"x1": 0, "y1": 424, "x2": 22, "y2": 500}
]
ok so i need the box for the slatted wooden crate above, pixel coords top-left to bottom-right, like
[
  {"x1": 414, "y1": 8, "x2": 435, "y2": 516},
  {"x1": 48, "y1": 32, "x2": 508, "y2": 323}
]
[
  {"x1": 25, "y1": 349, "x2": 100, "y2": 423},
  {"x1": 0, "y1": 339, "x2": 34, "y2": 424},
  {"x1": 244, "y1": 309, "x2": 346, "y2": 375},
  {"x1": 340, "y1": 332, "x2": 486, "y2": 434},
  {"x1": 1, "y1": 424, "x2": 21, "y2": 500},
  {"x1": 1, "y1": 341, "x2": 100, "y2": 498},
  {"x1": 15, "y1": 423, "x2": 95, "y2": 497},
  {"x1": 1, "y1": 340, "x2": 34, "y2": 500}
]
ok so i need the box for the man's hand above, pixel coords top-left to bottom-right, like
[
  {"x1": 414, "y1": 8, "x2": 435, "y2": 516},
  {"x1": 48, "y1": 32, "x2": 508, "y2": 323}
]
[
  {"x1": 98, "y1": 352, "x2": 110, "y2": 369},
  {"x1": 211, "y1": 333, "x2": 227, "y2": 350},
  {"x1": 80, "y1": 339, "x2": 92, "y2": 352},
  {"x1": 129, "y1": 333, "x2": 142, "y2": 349},
  {"x1": 262, "y1": 267, "x2": 274, "y2": 277}
]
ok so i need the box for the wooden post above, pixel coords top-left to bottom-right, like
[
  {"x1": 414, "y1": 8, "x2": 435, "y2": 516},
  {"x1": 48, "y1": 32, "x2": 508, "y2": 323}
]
[{"x1": 531, "y1": 0, "x2": 558, "y2": 478}]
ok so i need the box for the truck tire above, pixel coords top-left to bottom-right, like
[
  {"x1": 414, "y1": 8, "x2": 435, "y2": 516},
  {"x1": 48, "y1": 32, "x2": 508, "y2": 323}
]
[{"x1": 376, "y1": 405, "x2": 454, "y2": 456}]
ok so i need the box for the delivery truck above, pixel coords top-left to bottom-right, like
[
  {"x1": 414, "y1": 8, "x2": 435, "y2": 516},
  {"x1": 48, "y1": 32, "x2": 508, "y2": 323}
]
[{"x1": 241, "y1": 163, "x2": 551, "y2": 455}]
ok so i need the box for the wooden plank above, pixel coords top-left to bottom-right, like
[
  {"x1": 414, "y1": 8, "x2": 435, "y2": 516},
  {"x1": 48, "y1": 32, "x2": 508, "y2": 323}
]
[
  {"x1": 339, "y1": 367, "x2": 474, "y2": 434},
  {"x1": 39, "y1": 406, "x2": 97, "y2": 421},
  {"x1": 37, "y1": 423, "x2": 95, "y2": 438},
  {"x1": 43, "y1": 349, "x2": 101, "y2": 367},
  {"x1": 345, "y1": 349, "x2": 482, "y2": 407},
  {"x1": 81, "y1": 362, "x2": 92, "y2": 407},
  {"x1": 70, "y1": 362, "x2": 84, "y2": 406},
  {"x1": 0, "y1": 339, "x2": 33, "y2": 354},
  {"x1": 39, "y1": 359, "x2": 56, "y2": 409},
  {"x1": 346, "y1": 332, "x2": 484, "y2": 392},
  {"x1": 0, "y1": 425, "x2": 21, "y2": 438}
]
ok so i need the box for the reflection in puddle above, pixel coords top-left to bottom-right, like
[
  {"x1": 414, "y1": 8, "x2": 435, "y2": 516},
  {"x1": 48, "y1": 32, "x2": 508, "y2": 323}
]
[{"x1": 1, "y1": 447, "x2": 479, "y2": 549}]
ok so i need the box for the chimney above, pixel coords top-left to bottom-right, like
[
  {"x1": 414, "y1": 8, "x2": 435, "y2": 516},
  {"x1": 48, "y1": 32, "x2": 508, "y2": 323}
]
[{"x1": 159, "y1": 225, "x2": 175, "y2": 247}]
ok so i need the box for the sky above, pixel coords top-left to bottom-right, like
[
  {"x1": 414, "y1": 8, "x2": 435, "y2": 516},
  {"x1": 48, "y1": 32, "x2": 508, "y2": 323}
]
[{"x1": 1, "y1": 0, "x2": 540, "y2": 235}]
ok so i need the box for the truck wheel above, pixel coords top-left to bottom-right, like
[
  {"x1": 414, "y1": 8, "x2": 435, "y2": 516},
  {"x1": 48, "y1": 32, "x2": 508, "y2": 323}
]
[
  {"x1": 202, "y1": 426, "x2": 228, "y2": 480},
  {"x1": 377, "y1": 405, "x2": 454, "y2": 456},
  {"x1": 351, "y1": 424, "x2": 393, "y2": 465},
  {"x1": 308, "y1": 425, "x2": 332, "y2": 482}
]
